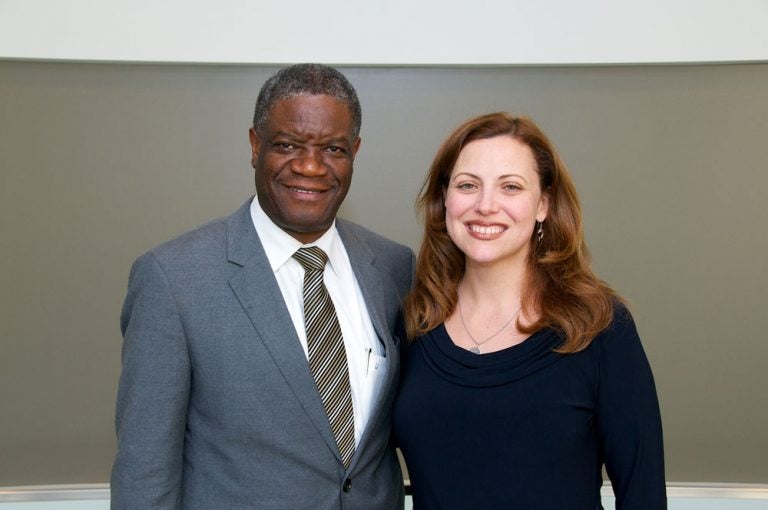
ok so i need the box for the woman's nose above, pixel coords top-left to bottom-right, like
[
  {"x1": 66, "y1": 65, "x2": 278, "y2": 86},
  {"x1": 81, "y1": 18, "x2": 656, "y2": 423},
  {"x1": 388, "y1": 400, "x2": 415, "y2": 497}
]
[{"x1": 475, "y1": 189, "x2": 499, "y2": 214}]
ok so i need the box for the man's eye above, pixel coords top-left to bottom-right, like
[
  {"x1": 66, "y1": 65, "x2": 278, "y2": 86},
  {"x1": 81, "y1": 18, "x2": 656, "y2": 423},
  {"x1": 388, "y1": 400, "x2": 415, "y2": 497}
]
[
  {"x1": 325, "y1": 146, "x2": 346, "y2": 154},
  {"x1": 275, "y1": 142, "x2": 295, "y2": 151}
]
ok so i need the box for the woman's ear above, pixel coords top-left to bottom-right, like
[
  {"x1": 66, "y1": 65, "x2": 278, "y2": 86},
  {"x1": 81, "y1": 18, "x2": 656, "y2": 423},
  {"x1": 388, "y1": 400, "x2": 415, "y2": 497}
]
[{"x1": 536, "y1": 190, "x2": 550, "y2": 223}]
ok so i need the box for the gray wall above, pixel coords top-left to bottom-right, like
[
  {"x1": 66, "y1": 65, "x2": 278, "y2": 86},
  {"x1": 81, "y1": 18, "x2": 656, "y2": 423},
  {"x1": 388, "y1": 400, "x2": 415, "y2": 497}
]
[{"x1": 1, "y1": 61, "x2": 766, "y2": 485}]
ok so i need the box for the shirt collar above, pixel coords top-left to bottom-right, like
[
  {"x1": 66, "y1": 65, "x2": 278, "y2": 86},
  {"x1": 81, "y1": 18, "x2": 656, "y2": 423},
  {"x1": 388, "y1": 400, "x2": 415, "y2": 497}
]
[{"x1": 250, "y1": 196, "x2": 341, "y2": 275}]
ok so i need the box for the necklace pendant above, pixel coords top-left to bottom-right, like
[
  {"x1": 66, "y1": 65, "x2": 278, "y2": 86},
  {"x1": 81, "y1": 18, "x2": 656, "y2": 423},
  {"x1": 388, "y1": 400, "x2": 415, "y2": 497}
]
[{"x1": 469, "y1": 346, "x2": 481, "y2": 354}]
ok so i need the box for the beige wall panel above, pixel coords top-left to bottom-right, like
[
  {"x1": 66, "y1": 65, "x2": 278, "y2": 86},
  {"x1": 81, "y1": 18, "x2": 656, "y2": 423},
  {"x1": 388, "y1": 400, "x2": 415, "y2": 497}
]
[{"x1": 1, "y1": 62, "x2": 766, "y2": 484}]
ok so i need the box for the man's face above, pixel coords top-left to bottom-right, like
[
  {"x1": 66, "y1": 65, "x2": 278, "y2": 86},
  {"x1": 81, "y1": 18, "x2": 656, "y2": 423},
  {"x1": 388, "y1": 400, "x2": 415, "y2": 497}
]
[{"x1": 249, "y1": 94, "x2": 361, "y2": 244}]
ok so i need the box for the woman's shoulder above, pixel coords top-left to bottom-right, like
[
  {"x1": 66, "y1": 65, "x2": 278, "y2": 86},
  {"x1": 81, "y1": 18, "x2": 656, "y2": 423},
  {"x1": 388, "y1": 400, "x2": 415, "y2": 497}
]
[
  {"x1": 589, "y1": 301, "x2": 650, "y2": 363},
  {"x1": 609, "y1": 300, "x2": 635, "y2": 330}
]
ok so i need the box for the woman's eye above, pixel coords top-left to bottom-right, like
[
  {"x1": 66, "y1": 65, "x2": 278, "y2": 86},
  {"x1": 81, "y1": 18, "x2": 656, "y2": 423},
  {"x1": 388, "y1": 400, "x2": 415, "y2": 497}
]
[{"x1": 456, "y1": 182, "x2": 477, "y2": 190}]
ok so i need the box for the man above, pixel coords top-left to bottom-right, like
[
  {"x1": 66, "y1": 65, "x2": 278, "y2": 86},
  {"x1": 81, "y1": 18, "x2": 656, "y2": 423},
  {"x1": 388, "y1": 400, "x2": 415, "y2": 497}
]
[{"x1": 111, "y1": 64, "x2": 414, "y2": 509}]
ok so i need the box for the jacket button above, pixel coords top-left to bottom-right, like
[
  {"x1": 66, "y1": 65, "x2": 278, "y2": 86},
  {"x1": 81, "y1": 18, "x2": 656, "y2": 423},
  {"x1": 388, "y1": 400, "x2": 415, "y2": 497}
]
[{"x1": 343, "y1": 479, "x2": 352, "y2": 492}]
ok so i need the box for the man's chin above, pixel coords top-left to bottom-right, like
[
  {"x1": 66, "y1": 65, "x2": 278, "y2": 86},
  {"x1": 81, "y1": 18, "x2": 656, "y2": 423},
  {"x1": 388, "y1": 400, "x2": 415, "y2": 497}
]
[{"x1": 279, "y1": 219, "x2": 335, "y2": 244}]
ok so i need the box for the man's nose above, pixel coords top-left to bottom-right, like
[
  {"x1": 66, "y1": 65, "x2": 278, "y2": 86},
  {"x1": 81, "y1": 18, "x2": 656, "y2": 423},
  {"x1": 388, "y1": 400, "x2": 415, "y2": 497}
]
[{"x1": 291, "y1": 148, "x2": 325, "y2": 175}]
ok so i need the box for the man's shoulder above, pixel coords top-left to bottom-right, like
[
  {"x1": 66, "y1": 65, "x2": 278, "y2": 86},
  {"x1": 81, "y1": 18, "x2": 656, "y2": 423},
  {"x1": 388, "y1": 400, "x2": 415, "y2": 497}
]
[
  {"x1": 147, "y1": 215, "x2": 228, "y2": 262},
  {"x1": 336, "y1": 218, "x2": 411, "y2": 257},
  {"x1": 137, "y1": 200, "x2": 252, "y2": 270},
  {"x1": 336, "y1": 219, "x2": 414, "y2": 295}
]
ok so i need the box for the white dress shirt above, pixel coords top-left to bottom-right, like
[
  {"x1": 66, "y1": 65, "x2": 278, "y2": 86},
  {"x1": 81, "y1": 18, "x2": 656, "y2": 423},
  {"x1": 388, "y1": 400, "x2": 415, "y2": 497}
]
[{"x1": 250, "y1": 197, "x2": 387, "y2": 446}]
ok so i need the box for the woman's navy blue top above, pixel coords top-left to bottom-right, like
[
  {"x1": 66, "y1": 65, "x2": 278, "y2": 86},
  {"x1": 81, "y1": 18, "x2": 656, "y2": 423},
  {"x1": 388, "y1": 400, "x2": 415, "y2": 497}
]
[{"x1": 393, "y1": 307, "x2": 666, "y2": 509}]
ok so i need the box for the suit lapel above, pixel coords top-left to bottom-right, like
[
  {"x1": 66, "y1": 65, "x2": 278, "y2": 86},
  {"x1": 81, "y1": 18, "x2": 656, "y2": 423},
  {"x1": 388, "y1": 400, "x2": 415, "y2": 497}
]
[
  {"x1": 337, "y1": 221, "x2": 400, "y2": 465},
  {"x1": 225, "y1": 199, "x2": 341, "y2": 461}
]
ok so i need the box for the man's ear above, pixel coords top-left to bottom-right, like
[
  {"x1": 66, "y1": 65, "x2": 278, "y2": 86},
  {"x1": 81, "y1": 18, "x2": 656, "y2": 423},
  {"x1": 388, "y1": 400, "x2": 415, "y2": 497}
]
[
  {"x1": 351, "y1": 136, "x2": 361, "y2": 158},
  {"x1": 248, "y1": 127, "x2": 261, "y2": 166}
]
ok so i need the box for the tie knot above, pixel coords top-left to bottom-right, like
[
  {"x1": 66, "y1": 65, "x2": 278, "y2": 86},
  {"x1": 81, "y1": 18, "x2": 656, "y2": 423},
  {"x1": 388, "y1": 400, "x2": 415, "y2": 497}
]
[{"x1": 293, "y1": 246, "x2": 328, "y2": 271}]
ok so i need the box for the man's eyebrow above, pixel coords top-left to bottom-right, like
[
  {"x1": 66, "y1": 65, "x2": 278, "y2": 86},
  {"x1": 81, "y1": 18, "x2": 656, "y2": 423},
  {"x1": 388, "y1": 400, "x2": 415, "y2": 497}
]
[
  {"x1": 269, "y1": 132, "x2": 351, "y2": 145},
  {"x1": 323, "y1": 137, "x2": 353, "y2": 145},
  {"x1": 270, "y1": 130, "x2": 302, "y2": 139}
]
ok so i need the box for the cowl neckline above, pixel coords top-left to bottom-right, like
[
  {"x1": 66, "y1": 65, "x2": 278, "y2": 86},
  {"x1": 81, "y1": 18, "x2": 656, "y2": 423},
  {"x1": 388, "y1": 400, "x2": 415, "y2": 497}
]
[{"x1": 414, "y1": 323, "x2": 565, "y2": 388}]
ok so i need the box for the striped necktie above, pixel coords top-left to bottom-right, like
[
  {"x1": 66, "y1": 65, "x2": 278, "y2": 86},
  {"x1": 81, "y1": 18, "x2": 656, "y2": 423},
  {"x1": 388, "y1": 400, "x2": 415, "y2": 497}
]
[{"x1": 293, "y1": 246, "x2": 355, "y2": 467}]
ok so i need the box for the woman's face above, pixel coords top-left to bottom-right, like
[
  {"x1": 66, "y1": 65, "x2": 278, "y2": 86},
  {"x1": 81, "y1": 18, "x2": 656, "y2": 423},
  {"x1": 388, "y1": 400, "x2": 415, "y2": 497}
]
[{"x1": 444, "y1": 135, "x2": 548, "y2": 269}]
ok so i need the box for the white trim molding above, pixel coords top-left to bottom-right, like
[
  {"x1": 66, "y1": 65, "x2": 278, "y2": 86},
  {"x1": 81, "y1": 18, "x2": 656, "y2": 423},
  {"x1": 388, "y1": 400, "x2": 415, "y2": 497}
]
[
  {"x1": 1, "y1": 482, "x2": 768, "y2": 502},
  {"x1": 0, "y1": 484, "x2": 109, "y2": 502},
  {"x1": 602, "y1": 483, "x2": 768, "y2": 500}
]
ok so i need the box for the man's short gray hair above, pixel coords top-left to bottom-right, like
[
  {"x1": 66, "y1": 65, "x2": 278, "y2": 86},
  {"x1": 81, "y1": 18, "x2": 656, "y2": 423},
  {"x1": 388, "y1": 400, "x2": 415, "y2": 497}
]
[{"x1": 253, "y1": 64, "x2": 362, "y2": 138}]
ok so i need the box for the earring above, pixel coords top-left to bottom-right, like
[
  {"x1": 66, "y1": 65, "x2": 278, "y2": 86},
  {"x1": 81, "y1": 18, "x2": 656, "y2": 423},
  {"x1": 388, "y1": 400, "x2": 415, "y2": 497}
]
[{"x1": 536, "y1": 221, "x2": 544, "y2": 243}]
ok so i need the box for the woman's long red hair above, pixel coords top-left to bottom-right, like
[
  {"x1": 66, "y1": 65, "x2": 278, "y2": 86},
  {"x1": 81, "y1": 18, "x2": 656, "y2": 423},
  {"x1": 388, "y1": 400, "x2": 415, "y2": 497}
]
[{"x1": 404, "y1": 112, "x2": 620, "y2": 353}]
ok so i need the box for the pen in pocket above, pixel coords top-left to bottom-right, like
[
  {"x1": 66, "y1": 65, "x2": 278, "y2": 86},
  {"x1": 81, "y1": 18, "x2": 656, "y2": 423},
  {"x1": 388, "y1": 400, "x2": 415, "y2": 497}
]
[{"x1": 365, "y1": 347, "x2": 372, "y2": 375}]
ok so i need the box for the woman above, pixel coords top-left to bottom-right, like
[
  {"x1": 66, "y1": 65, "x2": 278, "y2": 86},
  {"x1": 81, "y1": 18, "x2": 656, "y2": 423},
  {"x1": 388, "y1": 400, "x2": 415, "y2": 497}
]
[{"x1": 393, "y1": 113, "x2": 666, "y2": 509}]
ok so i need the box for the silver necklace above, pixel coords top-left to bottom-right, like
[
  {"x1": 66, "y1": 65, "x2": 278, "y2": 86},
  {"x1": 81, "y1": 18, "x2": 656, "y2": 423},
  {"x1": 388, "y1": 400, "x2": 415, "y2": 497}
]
[{"x1": 458, "y1": 297, "x2": 521, "y2": 354}]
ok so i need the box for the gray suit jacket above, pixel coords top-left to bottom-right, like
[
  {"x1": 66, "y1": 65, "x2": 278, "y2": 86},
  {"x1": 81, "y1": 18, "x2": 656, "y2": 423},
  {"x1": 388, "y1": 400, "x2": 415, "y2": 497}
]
[{"x1": 111, "y1": 199, "x2": 415, "y2": 509}]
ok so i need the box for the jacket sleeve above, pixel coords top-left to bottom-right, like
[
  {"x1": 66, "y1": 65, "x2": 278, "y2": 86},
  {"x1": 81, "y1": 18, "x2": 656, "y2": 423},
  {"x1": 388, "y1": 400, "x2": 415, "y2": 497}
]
[
  {"x1": 597, "y1": 308, "x2": 667, "y2": 510},
  {"x1": 111, "y1": 252, "x2": 190, "y2": 510}
]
